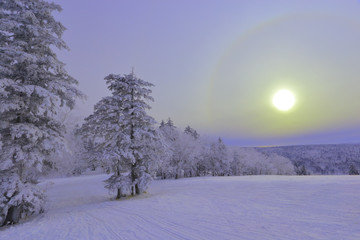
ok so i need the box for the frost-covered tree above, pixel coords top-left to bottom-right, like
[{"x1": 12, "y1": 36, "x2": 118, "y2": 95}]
[
  {"x1": 50, "y1": 126, "x2": 90, "y2": 176},
  {"x1": 171, "y1": 132, "x2": 202, "y2": 178},
  {"x1": 209, "y1": 138, "x2": 229, "y2": 176},
  {"x1": 230, "y1": 150, "x2": 245, "y2": 176},
  {"x1": 349, "y1": 164, "x2": 359, "y2": 175},
  {"x1": 295, "y1": 165, "x2": 308, "y2": 175},
  {"x1": 156, "y1": 118, "x2": 179, "y2": 178},
  {"x1": 184, "y1": 125, "x2": 199, "y2": 140},
  {"x1": 157, "y1": 120, "x2": 204, "y2": 179},
  {"x1": 268, "y1": 153, "x2": 295, "y2": 175},
  {"x1": 159, "y1": 118, "x2": 178, "y2": 142},
  {"x1": 43, "y1": 111, "x2": 90, "y2": 177},
  {"x1": 157, "y1": 121, "x2": 206, "y2": 179},
  {"x1": 229, "y1": 148, "x2": 294, "y2": 175},
  {"x1": 0, "y1": 0, "x2": 82, "y2": 225},
  {"x1": 194, "y1": 145, "x2": 211, "y2": 176},
  {"x1": 78, "y1": 72, "x2": 160, "y2": 199}
]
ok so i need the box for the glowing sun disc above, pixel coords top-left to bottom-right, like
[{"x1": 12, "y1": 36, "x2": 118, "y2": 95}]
[{"x1": 272, "y1": 89, "x2": 295, "y2": 111}]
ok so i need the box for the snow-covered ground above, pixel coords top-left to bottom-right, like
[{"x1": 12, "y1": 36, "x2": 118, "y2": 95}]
[{"x1": 1, "y1": 175, "x2": 359, "y2": 240}]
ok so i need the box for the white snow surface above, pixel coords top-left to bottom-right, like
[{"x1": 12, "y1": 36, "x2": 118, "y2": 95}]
[{"x1": 1, "y1": 174, "x2": 359, "y2": 240}]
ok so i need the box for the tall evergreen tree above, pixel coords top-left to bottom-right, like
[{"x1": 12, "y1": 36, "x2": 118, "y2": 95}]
[
  {"x1": 0, "y1": 0, "x2": 83, "y2": 226},
  {"x1": 78, "y1": 72, "x2": 160, "y2": 199}
]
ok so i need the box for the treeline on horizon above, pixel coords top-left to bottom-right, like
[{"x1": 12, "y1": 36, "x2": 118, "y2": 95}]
[{"x1": 57, "y1": 120, "x2": 360, "y2": 179}]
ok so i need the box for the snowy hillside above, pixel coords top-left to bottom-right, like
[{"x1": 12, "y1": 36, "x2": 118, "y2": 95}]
[{"x1": 1, "y1": 175, "x2": 359, "y2": 240}]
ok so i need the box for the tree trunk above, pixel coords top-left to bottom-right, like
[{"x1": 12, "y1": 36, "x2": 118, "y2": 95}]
[
  {"x1": 116, "y1": 188, "x2": 122, "y2": 200},
  {"x1": 130, "y1": 87, "x2": 137, "y2": 196},
  {"x1": 131, "y1": 164, "x2": 136, "y2": 196},
  {"x1": 115, "y1": 161, "x2": 122, "y2": 199},
  {"x1": 135, "y1": 183, "x2": 140, "y2": 195},
  {"x1": 3, "y1": 205, "x2": 22, "y2": 226}
]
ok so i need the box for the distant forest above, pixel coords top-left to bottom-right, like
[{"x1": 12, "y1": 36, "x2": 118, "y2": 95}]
[{"x1": 257, "y1": 144, "x2": 360, "y2": 175}]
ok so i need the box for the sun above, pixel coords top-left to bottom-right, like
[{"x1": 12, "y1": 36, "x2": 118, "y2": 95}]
[{"x1": 272, "y1": 89, "x2": 295, "y2": 111}]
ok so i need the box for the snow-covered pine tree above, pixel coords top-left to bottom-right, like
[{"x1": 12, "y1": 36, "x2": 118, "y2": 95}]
[
  {"x1": 184, "y1": 125, "x2": 200, "y2": 140},
  {"x1": 159, "y1": 118, "x2": 178, "y2": 142},
  {"x1": 78, "y1": 72, "x2": 159, "y2": 199},
  {"x1": 0, "y1": 0, "x2": 83, "y2": 226}
]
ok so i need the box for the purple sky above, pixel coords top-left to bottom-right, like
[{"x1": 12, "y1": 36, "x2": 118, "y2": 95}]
[{"x1": 54, "y1": 0, "x2": 360, "y2": 146}]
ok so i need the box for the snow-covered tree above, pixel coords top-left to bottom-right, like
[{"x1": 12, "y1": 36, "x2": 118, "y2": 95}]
[
  {"x1": 159, "y1": 118, "x2": 178, "y2": 143},
  {"x1": 156, "y1": 118, "x2": 179, "y2": 178},
  {"x1": 295, "y1": 165, "x2": 308, "y2": 175},
  {"x1": 171, "y1": 132, "x2": 202, "y2": 178},
  {"x1": 43, "y1": 110, "x2": 90, "y2": 177},
  {"x1": 349, "y1": 164, "x2": 359, "y2": 175},
  {"x1": 157, "y1": 120, "x2": 205, "y2": 179},
  {"x1": 230, "y1": 150, "x2": 245, "y2": 176},
  {"x1": 184, "y1": 125, "x2": 199, "y2": 140},
  {"x1": 208, "y1": 138, "x2": 229, "y2": 176},
  {"x1": 0, "y1": 0, "x2": 83, "y2": 226},
  {"x1": 78, "y1": 72, "x2": 160, "y2": 199},
  {"x1": 194, "y1": 145, "x2": 211, "y2": 176},
  {"x1": 230, "y1": 148, "x2": 294, "y2": 175},
  {"x1": 49, "y1": 126, "x2": 90, "y2": 176},
  {"x1": 267, "y1": 153, "x2": 295, "y2": 175}
]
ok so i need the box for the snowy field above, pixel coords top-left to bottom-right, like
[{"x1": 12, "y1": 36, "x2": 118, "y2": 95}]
[{"x1": 1, "y1": 175, "x2": 359, "y2": 240}]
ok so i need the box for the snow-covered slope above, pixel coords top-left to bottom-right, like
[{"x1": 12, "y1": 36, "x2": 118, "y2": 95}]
[{"x1": 1, "y1": 175, "x2": 359, "y2": 240}]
